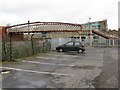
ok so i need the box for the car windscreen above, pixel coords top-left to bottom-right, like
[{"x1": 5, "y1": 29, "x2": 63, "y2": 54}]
[{"x1": 65, "y1": 42, "x2": 74, "y2": 46}]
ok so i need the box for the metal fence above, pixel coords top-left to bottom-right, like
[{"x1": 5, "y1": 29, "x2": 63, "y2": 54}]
[
  {"x1": 51, "y1": 38, "x2": 119, "y2": 50},
  {"x1": 2, "y1": 36, "x2": 119, "y2": 61},
  {"x1": 2, "y1": 36, "x2": 51, "y2": 61},
  {"x1": 84, "y1": 39, "x2": 119, "y2": 47}
]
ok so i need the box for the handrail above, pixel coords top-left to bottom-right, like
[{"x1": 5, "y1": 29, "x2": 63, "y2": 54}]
[
  {"x1": 6, "y1": 22, "x2": 82, "y2": 28},
  {"x1": 92, "y1": 30, "x2": 119, "y2": 39}
]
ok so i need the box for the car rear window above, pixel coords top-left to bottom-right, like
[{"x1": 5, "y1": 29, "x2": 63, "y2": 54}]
[{"x1": 74, "y1": 42, "x2": 81, "y2": 46}]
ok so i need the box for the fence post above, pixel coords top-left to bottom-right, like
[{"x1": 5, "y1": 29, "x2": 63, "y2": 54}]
[
  {"x1": 100, "y1": 37, "x2": 101, "y2": 47},
  {"x1": 9, "y1": 33, "x2": 13, "y2": 61},
  {"x1": 2, "y1": 36, "x2": 7, "y2": 61},
  {"x1": 31, "y1": 34, "x2": 35, "y2": 55},
  {"x1": 106, "y1": 39, "x2": 107, "y2": 46},
  {"x1": 42, "y1": 40, "x2": 46, "y2": 53},
  {"x1": 109, "y1": 39, "x2": 111, "y2": 46},
  {"x1": 113, "y1": 39, "x2": 115, "y2": 46}
]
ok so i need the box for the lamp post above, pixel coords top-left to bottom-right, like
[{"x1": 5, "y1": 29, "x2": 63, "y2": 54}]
[
  {"x1": 28, "y1": 20, "x2": 30, "y2": 35},
  {"x1": 88, "y1": 17, "x2": 92, "y2": 46}
]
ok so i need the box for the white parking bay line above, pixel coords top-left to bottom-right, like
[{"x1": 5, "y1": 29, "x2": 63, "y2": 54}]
[
  {"x1": 37, "y1": 56, "x2": 75, "y2": 61},
  {"x1": 22, "y1": 61, "x2": 74, "y2": 67},
  {"x1": 0, "y1": 67, "x2": 73, "y2": 76},
  {"x1": 37, "y1": 56, "x2": 57, "y2": 60},
  {"x1": 47, "y1": 54, "x2": 79, "y2": 57}
]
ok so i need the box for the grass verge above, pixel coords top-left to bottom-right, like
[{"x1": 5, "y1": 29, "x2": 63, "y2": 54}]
[{"x1": 0, "y1": 51, "x2": 52, "y2": 65}]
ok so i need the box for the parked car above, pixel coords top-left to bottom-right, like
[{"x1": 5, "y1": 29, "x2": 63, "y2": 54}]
[{"x1": 56, "y1": 41, "x2": 85, "y2": 53}]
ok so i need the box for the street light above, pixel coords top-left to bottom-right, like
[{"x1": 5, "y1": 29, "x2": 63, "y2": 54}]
[
  {"x1": 28, "y1": 20, "x2": 30, "y2": 35},
  {"x1": 88, "y1": 17, "x2": 92, "y2": 46}
]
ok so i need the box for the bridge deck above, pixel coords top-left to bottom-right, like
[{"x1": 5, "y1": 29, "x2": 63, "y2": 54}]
[{"x1": 6, "y1": 22, "x2": 119, "y2": 39}]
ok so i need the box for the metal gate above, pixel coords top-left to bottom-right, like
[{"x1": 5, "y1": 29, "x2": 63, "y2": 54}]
[{"x1": 51, "y1": 38, "x2": 71, "y2": 50}]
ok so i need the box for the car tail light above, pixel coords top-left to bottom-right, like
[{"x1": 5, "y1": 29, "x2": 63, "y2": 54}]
[{"x1": 81, "y1": 44, "x2": 84, "y2": 47}]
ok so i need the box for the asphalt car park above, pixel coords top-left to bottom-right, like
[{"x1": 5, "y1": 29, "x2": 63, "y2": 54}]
[{"x1": 1, "y1": 48, "x2": 118, "y2": 88}]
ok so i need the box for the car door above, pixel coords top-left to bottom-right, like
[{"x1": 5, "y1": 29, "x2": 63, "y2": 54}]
[
  {"x1": 74, "y1": 42, "x2": 81, "y2": 50},
  {"x1": 65, "y1": 41, "x2": 74, "y2": 51}
]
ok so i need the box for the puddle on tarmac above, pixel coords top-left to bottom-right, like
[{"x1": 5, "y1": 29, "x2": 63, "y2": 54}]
[{"x1": 2, "y1": 70, "x2": 64, "y2": 88}]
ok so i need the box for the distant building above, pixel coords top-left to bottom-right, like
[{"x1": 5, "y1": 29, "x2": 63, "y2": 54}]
[
  {"x1": 108, "y1": 29, "x2": 118, "y2": 36},
  {"x1": 0, "y1": 26, "x2": 24, "y2": 41},
  {"x1": 81, "y1": 19, "x2": 108, "y2": 32},
  {"x1": 0, "y1": 26, "x2": 7, "y2": 36}
]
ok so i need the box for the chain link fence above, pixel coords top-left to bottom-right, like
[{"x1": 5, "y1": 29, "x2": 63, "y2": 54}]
[
  {"x1": 2, "y1": 35, "x2": 51, "y2": 62},
  {"x1": 2, "y1": 35, "x2": 119, "y2": 61}
]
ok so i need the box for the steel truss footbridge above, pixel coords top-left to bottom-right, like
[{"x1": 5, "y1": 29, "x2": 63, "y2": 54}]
[{"x1": 6, "y1": 21, "x2": 117, "y2": 39}]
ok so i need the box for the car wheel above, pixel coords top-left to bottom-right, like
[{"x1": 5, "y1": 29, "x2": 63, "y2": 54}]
[
  {"x1": 78, "y1": 49, "x2": 83, "y2": 53},
  {"x1": 59, "y1": 48, "x2": 63, "y2": 52}
]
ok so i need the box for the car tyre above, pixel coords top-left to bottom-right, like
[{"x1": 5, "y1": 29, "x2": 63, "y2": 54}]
[
  {"x1": 78, "y1": 49, "x2": 83, "y2": 53},
  {"x1": 59, "y1": 48, "x2": 63, "y2": 52}
]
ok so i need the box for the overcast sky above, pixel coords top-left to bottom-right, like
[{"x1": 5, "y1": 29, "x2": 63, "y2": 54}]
[{"x1": 0, "y1": 0, "x2": 119, "y2": 30}]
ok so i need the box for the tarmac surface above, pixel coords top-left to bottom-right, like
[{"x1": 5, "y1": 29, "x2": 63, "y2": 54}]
[{"x1": 0, "y1": 47, "x2": 118, "y2": 88}]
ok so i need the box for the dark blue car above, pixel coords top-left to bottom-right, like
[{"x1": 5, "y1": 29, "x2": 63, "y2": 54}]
[{"x1": 56, "y1": 41, "x2": 85, "y2": 53}]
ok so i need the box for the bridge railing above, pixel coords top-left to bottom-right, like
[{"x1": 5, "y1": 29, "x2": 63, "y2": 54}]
[{"x1": 6, "y1": 22, "x2": 82, "y2": 33}]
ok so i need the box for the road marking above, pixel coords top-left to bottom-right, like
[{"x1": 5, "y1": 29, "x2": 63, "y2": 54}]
[
  {"x1": 37, "y1": 57, "x2": 57, "y2": 60},
  {"x1": 0, "y1": 67, "x2": 74, "y2": 77},
  {"x1": 1, "y1": 71, "x2": 10, "y2": 74},
  {"x1": 22, "y1": 61, "x2": 74, "y2": 67},
  {"x1": 0, "y1": 70, "x2": 10, "y2": 74},
  {"x1": 37, "y1": 56, "x2": 76, "y2": 61},
  {"x1": 47, "y1": 54, "x2": 79, "y2": 57}
]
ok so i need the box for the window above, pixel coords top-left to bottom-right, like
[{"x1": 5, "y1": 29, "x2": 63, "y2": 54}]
[
  {"x1": 66, "y1": 42, "x2": 74, "y2": 46},
  {"x1": 81, "y1": 36, "x2": 86, "y2": 39},
  {"x1": 74, "y1": 42, "x2": 80, "y2": 46},
  {"x1": 76, "y1": 37, "x2": 80, "y2": 39}
]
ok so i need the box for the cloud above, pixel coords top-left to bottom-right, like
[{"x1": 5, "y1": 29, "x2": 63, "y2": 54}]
[{"x1": 0, "y1": 0, "x2": 119, "y2": 29}]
